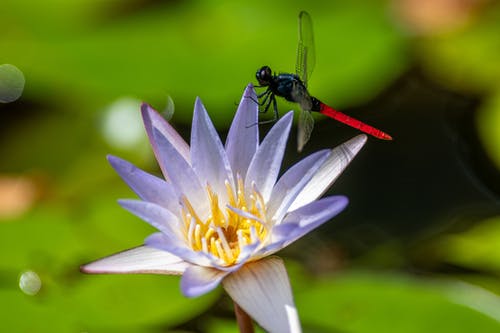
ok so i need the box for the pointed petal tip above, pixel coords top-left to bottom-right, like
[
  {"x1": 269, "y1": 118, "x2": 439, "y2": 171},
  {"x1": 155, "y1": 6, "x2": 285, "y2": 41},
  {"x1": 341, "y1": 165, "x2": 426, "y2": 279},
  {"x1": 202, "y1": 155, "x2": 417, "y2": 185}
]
[
  {"x1": 79, "y1": 259, "x2": 108, "y2": 275},
  {"x1": 194, "y1": 96, "x2": 204, "y2": 110},
  {"x1": 106, "y1": 154, "x2": 116, "y2": 163},
  {"x1": 280, "y1": 111, "x2": 295, "y2": 133},
  {"x1": 106, "y1": 155, "x2": 130, "y2": 174},
  {"x1": 355, "y1": 133, "x2": 368, "y2": 143},
  {"x1": 140, "y1": 102, "x2": 155, "y2": 116},
  {"x1": 80, "y1": 264, "x2": 92, "y2": 274},
  {"x1": 347, "y1": 134, "x2": 368, "y2": 153},
  {"x1": 243, "y1": 83, "x2": 256, "y2": 97},
  {"x1": 193, "y1": 97, "x2": 208, "y2": 124},
  {"x1": 80, "y1": 262, "x2": 114, "y2": 275},
  {"x1": 276, "y1": 110, "x2": 295, "y2": 131},
  {"x1": 106, "y1": 154, "x2": 126, "y2": 167},
  {"x1": 340, "y1": 194, "x2": 349, "y2": 206},
  {"x1": 331, "y1": 195, "x2": 349, "y2": 214},
  {"x1": 107, "y1": 155, "x2": 122, "y2": 174},
  {"x1": 283, "y1": 110, "x2": 295, "y2": 120},
  {"x1": 117, "y1": 198, "x2": 129, "y2": 206},
  {"x1": 140, "y1": 102, "x2": 154, "y2": 132}
]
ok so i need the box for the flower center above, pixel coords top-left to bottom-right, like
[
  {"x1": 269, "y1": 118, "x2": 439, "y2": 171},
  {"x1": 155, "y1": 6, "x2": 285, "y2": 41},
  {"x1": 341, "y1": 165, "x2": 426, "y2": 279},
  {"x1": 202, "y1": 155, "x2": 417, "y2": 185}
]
[{"x1": 181, "y1": 178, "x2": 268, "y2": 266}]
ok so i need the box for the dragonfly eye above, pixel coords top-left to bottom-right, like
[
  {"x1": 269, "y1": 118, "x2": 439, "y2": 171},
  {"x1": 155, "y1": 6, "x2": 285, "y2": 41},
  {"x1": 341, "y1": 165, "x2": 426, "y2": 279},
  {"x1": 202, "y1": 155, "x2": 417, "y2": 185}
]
[{"x1": 256, "y1": 66, "x2": 272, "y2": 86}]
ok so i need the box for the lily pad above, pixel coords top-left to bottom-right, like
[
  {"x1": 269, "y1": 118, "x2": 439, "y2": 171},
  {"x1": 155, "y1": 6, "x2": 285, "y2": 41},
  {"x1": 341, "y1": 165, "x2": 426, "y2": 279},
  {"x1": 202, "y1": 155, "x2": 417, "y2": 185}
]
[{"x1": 297, "y1": 271, "x2": 500, "y2": 333}]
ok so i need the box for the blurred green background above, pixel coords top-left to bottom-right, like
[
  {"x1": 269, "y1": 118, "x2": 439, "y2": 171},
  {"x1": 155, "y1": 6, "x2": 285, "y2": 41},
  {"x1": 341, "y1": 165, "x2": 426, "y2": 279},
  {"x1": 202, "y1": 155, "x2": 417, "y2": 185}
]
[{"x1": 1, "y1": 0, "x2": 500, "y2": 332}]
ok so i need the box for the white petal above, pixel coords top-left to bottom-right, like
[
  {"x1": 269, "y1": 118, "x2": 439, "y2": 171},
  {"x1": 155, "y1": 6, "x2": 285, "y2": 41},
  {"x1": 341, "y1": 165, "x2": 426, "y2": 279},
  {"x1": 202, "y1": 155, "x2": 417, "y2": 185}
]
[
  {"x1": 190, "y1": 97, "x2": 234, "y2": 205},
  {"x1": 245, "y1": 112, "x2": 293, "y2": 203},
  {"x1": 223, "y1": 257, "x2": 301, "y2": 333},
  {"x1": 289, "y1": 134, "x2": 367, "y2": 211},
  {"x1": 225, "y1": 84, "x2": 259, "y2": 180},
  {"x1": 81, "y1": 246, "x2": 189, "y2": 275}
]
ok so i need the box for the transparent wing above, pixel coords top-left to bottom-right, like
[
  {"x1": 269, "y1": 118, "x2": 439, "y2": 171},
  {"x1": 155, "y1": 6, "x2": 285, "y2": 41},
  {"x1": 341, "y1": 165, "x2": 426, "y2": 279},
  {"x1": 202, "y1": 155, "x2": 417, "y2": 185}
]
[
  {"x1": 296, "y1": 11, "x2": 315, "y2": 87},
  {"x1": 297, "y1": 110, "x2": 315, "y2": 152}
]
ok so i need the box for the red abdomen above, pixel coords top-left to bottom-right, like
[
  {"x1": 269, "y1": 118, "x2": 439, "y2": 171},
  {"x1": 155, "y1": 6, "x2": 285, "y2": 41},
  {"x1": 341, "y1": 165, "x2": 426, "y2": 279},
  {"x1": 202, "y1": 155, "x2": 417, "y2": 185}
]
[{"x1": 319, "y1": 103, "x2": 392, "y2": 140}]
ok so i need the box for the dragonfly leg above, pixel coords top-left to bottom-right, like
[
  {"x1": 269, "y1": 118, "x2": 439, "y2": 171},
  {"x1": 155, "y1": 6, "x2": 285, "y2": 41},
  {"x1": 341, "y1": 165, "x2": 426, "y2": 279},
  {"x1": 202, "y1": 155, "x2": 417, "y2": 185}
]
[
  {"x1": 244, "y1": 88, "x2": 280, "y2": 126},
  {"x1": 243, "y1": 88, "x2": 271, "y2": 106},
  {"x1": 251, "y1": 89, "x2": 274, "y2": 114},
  {"x1": 244, "y1": 95, "x2": 260, "y2": 105},
  {"x1": 257, "y1": 89, "x2": 271, "y2": 98},
  {"x1": 257, "y1": 95, "x2": 280, "y2": 124},
  {"x1": 272, "y1": 94, "x2": 279, "y2": 120},
  {"x1": 258, "y1": 91, "x2": 273, "y2": 113}
]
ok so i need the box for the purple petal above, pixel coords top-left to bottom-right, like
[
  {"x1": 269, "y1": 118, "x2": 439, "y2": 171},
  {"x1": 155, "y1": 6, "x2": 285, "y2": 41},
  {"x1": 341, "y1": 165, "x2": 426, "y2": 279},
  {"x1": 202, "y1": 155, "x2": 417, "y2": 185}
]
[
  {"x1": 255, "y1": 240, "x2": 288, "y2": 259},
  {"x1": 201, "y1": 240, "x2": 262, "y2": 272},
  {"x1": 289, "y1": 134, "x2": 367, "y2": 211},
  {"x1": 190, "y1": 97, "x2": 234, "y2": 205},
  {"x1": 145, "y1": 232, "x2": 216, "y2": 268},
  {"x1": 245, "y1": 112, "x2": 293, "y2": 202},
  {"x1": 225, "y1": 84, "x2": 259, "y2": 180},
  {"x1": 235, "y1": 241, "x2": 261, "y2": 265},
  {"x1": 118, "y1": 199, "x2": 184, "y2": 241},
  {"x1": 180, "y1": 265, "x2": 229, "y2": 298},
  {"x1": 107, "y1": 155, "x2": 179, "y2": 213},
  {"x1": 152, "y1": 128, "x2": 209, "y2": 218},
  {"x1": 191, "y1": 239, "x2": 263, "y2": 273},
  {"x1": 271, "y1": 196, "x2": 348, "y2": 249},
  {"x1": 222, "y1": 257, "x2": 301, "y2": 333},
  {"x1": 267, "y1": 149, "x2": 331, "y2": 224},
  {"x1": 80, "y1": 246, "x2": 189, "y2": 275},
  {"x1": 141, "y1": 103, "x2": 190, "y2": 176}
]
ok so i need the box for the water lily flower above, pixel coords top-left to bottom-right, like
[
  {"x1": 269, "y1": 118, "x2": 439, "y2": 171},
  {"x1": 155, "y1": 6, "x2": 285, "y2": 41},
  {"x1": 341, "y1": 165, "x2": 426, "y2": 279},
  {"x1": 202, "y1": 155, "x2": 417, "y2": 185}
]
[{"x1": 82, "y1": 84, "x2": 367, "y2": 333}]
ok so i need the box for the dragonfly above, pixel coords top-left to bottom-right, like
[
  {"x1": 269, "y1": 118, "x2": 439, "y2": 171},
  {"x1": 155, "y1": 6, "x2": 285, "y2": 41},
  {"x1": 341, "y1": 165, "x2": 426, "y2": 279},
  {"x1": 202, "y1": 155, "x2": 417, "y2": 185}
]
[{"x1": 256, "y1": 11, "x2": 392, "y2": 152}]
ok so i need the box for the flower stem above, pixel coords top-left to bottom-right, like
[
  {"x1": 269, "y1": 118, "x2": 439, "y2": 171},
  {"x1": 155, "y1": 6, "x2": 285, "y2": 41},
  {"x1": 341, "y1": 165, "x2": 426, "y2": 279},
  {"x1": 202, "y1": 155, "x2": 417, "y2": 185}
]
[{"x1": 234, "y1": 301, "x2": 254, "y2": 333}]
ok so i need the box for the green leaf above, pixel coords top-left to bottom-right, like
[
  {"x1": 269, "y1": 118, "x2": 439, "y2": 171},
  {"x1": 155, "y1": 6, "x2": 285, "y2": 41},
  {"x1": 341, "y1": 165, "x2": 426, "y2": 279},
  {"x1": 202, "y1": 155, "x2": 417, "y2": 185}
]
[
  {"x1": 74, "y1": 274, "x2": 220, "y2": 329},
  {"x1": 297, "y1": 272, "x2": 500, "y2": 333},
  {"x1": 433, "y1": 216, "x2": 500, "y2": 273},
  {"x1": 0, "y1": 289, "x2": 75, "y2": 332}
]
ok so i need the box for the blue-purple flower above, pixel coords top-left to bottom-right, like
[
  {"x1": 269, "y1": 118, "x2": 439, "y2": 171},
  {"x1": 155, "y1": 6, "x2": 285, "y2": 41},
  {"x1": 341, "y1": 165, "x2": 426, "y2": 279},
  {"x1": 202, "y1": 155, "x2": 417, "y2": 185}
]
[{"x1": 82, "y1": 84, "x2": 366, "y2": 333}]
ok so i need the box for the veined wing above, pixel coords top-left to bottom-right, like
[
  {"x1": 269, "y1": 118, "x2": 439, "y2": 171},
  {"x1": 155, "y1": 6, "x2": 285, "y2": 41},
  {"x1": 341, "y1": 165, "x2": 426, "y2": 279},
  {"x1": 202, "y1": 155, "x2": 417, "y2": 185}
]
[
  {"x1": 290, "y1": 74, "x2": 315, "y2": 152},
  {"x1": 297, "y1": 110, "x2": 315, "y2": 153},
  {"x1": 296, "y1": 11, "x2": 315, "y2": 87}
]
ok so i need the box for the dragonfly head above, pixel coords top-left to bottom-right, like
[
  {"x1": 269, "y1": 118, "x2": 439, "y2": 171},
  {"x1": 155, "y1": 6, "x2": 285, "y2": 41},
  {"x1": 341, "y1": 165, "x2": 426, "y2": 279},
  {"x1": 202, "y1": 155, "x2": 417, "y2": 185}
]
[{"x1": 256, "y1": 66, "x2": 273, "y2": 86}]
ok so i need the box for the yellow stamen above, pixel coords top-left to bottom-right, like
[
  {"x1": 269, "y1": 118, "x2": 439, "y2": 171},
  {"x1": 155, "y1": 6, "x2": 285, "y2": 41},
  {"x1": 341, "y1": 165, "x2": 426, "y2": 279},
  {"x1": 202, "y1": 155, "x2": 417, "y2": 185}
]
[{"x1": 180, "y1": 177, "x2": 268, "y2": 266}]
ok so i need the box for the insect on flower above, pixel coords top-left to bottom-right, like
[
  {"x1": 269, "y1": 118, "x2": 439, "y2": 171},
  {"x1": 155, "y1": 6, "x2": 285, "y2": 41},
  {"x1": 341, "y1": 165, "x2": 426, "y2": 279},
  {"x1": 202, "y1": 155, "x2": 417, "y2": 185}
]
[
  {"x1": 256, "y1": 11, "x2": 392, "y2": 152},
  {"x1": 82, "y1": 84, "x2": 367, "y2": 333}
]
